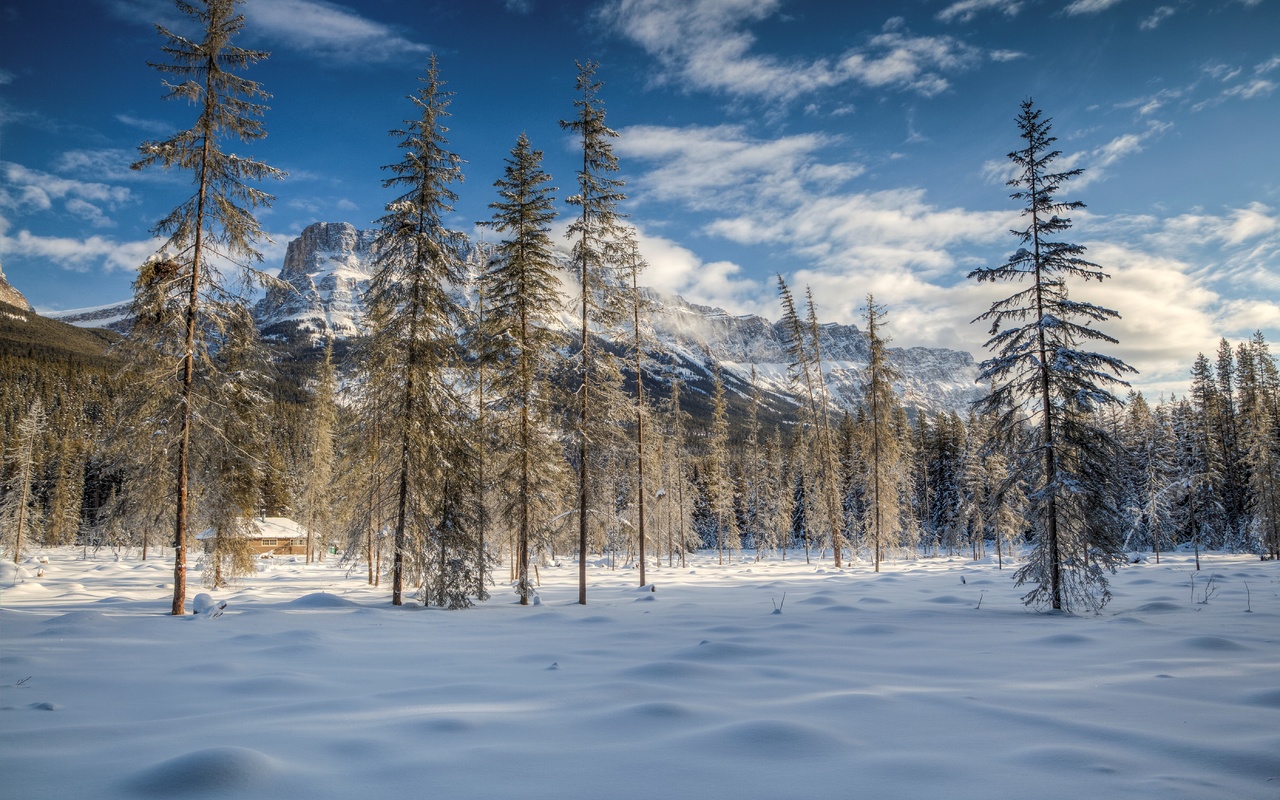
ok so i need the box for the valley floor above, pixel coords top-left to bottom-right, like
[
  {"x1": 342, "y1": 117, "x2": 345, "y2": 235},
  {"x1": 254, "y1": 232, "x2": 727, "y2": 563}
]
[{"x1": 2, "y1": 548, "x2": 1278, "y2": 799}]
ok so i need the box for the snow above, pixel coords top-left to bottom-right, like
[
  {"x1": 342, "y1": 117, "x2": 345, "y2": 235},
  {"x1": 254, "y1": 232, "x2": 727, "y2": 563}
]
[{"x1": 2, "y1": 549, "x2": 1277, "y2": 799}]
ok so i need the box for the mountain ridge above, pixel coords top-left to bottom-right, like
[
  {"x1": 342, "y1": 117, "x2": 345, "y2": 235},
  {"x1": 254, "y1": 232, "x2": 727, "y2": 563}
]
[{"x1": 43, "y1": 221, "x2": 984, "y2": 417}]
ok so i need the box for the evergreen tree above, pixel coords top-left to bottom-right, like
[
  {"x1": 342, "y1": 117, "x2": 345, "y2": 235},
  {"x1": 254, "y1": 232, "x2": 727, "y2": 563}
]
[
  {"x1": 857, "y1": 295, "x2": 905, "y2": 572},
  {"x1": 969, "y1": 99, "x2": 1135, "y2": 611},
  {"x1": 129, "y1": 0, "x2": 283, "y2": 614},
  {"x1": 661, "y1": 375, "x2": 698, "y2": 567},
  {"x1": 1238, "y1": 333, "x2": 1280, "y2": 557},
  {"x1": 618, "y1": 226, "x2": 655, "y2": 584},
  {"x1": 704, "y1": 366, "x2": 739, "y2": 564},
  {"x1": 762, "y1": 426, "x2": 796, "y2": 558},
  {"x1": 359, "y1": 55, "x2": 473, "y2": 607},
  {"x1": 560, "y1": 60, "x2": 627, "y2": 604},
  {"x1": 776, "y1": 276, "x2": 843, "y2": 564},
  {"x1": 481, "y1": 132, "x2": 564, "y2": 605},
  {"x1": 1, "y1": 399, "x2": 44, "y2": 562},
  {"x1": 196, "y1": 307, "x2": 269, "y2": 588},
  {"x1": 298, "y1": 340, "x2": 338, "y2": 563}
]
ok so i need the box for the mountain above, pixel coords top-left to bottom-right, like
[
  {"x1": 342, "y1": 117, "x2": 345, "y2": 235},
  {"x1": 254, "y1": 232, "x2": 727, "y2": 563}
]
[
  {"x1": 257, "y1": 221, "x2": 982, "y2": 416},
  {"x1": 43, "y1": 220, "x2": 984, "y2": 417},
  {"x1": 0, "y1": 298, "x2": 119, "y2": 365},
  {"x1": 256, "y1": 221, "x2": 378, "y2": 340},
  {"x1": 0, "y1": 262, "x2": 33, "y2": 311},
  {"x1": 44, "y1": 301, "x2": 133, "y2": 332}
]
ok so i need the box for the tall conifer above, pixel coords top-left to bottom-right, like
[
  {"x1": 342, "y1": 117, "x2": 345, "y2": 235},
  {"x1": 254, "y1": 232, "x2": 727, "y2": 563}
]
[
  {"x1": 560, "y1": 61, "x2": 627, "y2": 604},
  {"x1": 969, "y1": 99, "x2": 1134, "y2": 611},
  {"x1": 130, "y1": 0, "x2": 283, "y2": 614}
]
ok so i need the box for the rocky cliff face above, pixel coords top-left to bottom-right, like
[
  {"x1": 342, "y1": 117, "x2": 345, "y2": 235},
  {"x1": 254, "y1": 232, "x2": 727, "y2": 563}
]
[
  {"x1": 52, "y1": 220, "x2": 983, "y2": 416},
  {"x1": 255, "y1": 221, "x2": 379, "y2": 339},
  {"x1": 645, "y1": 291, "x2": 980, "y2": 417},
  {"x1": 0, "y1": 262, "x2": 33, "y2": 311},
  {"x1": 255, "y1": 221, "x2": 981, "y2": 415}
]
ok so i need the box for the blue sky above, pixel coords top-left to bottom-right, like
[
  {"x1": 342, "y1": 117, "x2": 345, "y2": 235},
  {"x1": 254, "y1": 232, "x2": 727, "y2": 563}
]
[{"x1": 2, "y1": 0, "x2": 1277, "y2": 395}]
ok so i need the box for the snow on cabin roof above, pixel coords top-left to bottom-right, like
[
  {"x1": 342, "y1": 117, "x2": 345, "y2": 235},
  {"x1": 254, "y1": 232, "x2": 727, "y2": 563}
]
[{"x1": 195, "y1": 517, "x2": 306, "y2": 541}]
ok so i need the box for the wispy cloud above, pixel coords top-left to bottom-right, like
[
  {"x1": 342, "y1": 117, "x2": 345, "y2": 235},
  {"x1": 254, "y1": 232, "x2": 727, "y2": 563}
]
[
  {"x1": 1063, "y1": 0, "x2": 1125, "y2": 15},
  {"x1": 243, "y1": 0, "x2": 429, "y2": 64},
  {"x1": 0, "y1": 162, "x2": 133, "y2": 216},
  {"x1": 618, "y1": 124, "x2": 862, "y2": 210},
  {"x1": 0, "y1": 221, "x2": 160, "y2": 273},
  {"x1": 936, "y1": 0, "x2": 1022, "y2": 24},
  {"x1": 115, "y1": 113, "x2": 174, "y2": 135},
  {"x1": 979, "y1": 119, "x2": 1170, "y2": 189},
  {"x1": 601, "y1": 1, "x2": 985, "y2": 100},
  {"x1": 1192, "y1": 55, "x2": 1280, "y2": 110},
  {"x1": 1139, "y1": 5, "x2": 1176, "y2": 30},
  {"x1": 104, "y1": 0, "x2": 428, "y2": 64}
]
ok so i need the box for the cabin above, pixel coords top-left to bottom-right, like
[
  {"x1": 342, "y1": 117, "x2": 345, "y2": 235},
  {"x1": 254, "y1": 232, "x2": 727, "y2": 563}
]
[{"x1": 195, "y1": 517, "x2": 310, "y2": 557}]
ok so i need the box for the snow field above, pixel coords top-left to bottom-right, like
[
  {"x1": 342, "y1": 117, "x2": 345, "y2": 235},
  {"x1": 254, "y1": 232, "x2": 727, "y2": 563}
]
[{"x1": 2, "y1": 550, "x2": 1278, "y2": 799}]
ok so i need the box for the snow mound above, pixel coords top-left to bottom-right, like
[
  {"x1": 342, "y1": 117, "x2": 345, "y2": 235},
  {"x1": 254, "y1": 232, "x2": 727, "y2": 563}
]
[
  {"x1": 683, "y1": 720, "x2": 846, "y2": 758},
  {"x1": 1179, "y1": 635, "x2": 1249, "y2": 651},
  {"x1": 127, "y1": 746, "x2": 282, "y2": 796},
  {"x1": 1135, "y1": 600, "x2": 1182, "y2": 612},
  {"x1": 287, "y1": 592, "x2": 360, "y2": 608}
]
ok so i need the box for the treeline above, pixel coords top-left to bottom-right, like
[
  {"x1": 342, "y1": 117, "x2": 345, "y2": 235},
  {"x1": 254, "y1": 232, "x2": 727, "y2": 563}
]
[{"x1": 3, "y1": 1, "x2": 1278, "y2": 617}]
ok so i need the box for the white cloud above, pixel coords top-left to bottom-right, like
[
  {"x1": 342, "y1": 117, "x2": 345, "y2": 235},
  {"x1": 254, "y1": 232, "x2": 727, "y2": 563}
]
[
  {"x1": 0, "y1": 69, "x2": 14, "y2": 86},
  {"x1": 1139, "y1": 6, "x2": 1176, "y2": 30},
  {"x1": 53, "y1": 149, "x2": 148, "y2": 182},
  {"x1": 1064, "y1": 0, "x2": 1125, "y2": 15},
  {"x1": 936, "y1": 0, "x2": 1021, "y2": 24},
  {"x1": 65, "y1": 198, "x2": 116, "y2": 228},
  {"x1": 107, "y1": 0, "x2": 429, "y2": 65},
  {"x1": 0, "y1": 226, "x2": 161, "y2": 273},
  {"x1": 634, "y1": 228, "x2": 769, "y2": 316},
  {"x1": 0, "y1": 161, "x2": 133, "y2": 214},
  {"x1": 601, "y1": 1, "x2": 985, "y2": 100},
  {"x1": 115, "y1": 113, "x2": 174, "y2": 135},
  {"x1": 618, "y1": 124, "x2": 862, "y2": 210},
  {"x1": 243, "y1": 0, "x2": 429, "y2": 64}
]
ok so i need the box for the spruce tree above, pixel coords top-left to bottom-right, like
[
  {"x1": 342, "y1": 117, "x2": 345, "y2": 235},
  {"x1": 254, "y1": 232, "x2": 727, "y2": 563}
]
[
  {"x1": 857, "y1": 295, "x2": 904, "y2": 572},
  {"x1": 196, "y1": 306, "x2": 269, "y2": 588},
  {"x1": 1, "y1": 399, "x2": 44, "y2": 563},
  {"x1": 969, "y1": 99, "x2": 1135, "y2": 611},
  {"x1": 704, "y1": 366, "x2": 739, "y2": 564},
  {"x1": 130, "y1": 0, "x2": 283, "y2": 614},
  {"x1": 298, "y1": 340, "x2": 338, "y2": 563},
  {"x1": 560, "y1": 60, "x2": 627, "y2": 604},
  {"x1": 360, "y1": 55, "x2": 471, "y2": 606},
  {"x1": 618, "y1": 227, "x2": 654, "y2": 585},
  {"x1": 481, "y1": 133, "x2": 563, "y2": 605}
]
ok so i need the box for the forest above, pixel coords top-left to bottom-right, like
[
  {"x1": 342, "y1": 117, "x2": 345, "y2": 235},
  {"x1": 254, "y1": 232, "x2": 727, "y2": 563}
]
[{"x1": 3, "y1": 0, "x2": 1278, "y2": 617}]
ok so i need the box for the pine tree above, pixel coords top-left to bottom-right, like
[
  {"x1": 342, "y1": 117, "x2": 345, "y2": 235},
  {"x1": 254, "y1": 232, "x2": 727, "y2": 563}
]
[
  {"x1": 775, "y1": 277, "x2": 844, "y2": 564},
  {"x1": 298, "y1": 340, "x2": 338, "y2": 563},
  {"x1": 560, "y1": 60, "x2": 627, "y2": 604},
  {"x1": 969, "y1": 99, "x2": 1135, "y2": 612},
  {"x1": 197, "y1": 307, "x2": 269, "y2": 588},
  {"x1": 616, "y1": 225, "x2": 655, "y2": 583},
  {"x1": 1238, "y1": 333, "x2": 1280, "y2": 557},
  {"x1": 704, "y1": 366, "x2": 739, "y2": 564},
  {"x1": 129, "y1": 0, "x2": 283, "y2": 614},
  {"x1": 857, "y1": 295, "x2": 905, "y2": 572},
  {"x1": 661, "y1": 375, "x2": 698, "y2": 567},
  {"x1": 481, "y1": 132, "x2": 564, "y2": 605},
  {"x1": 762, "y1": 426, "x2": 796, "y2": 558},
  {"x1": 360, "y1": 55, "x2": 472, "y2": 607},
  {"x1": 1, "y1": 399, "x2": 44, "y2": 562}
]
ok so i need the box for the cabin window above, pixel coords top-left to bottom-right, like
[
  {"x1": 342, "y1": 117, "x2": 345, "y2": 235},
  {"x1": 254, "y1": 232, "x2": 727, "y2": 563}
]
[{"x1": 260, "y1": 538, "x2": 279, "y2": 547}]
